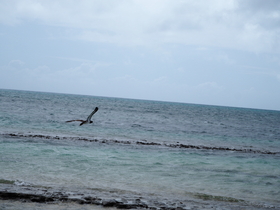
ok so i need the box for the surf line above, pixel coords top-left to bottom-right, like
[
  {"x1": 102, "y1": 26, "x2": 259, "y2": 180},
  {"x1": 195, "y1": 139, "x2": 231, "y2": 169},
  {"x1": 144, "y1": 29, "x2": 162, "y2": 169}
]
[{"x1": 4, "y1": 133, "x2": 278, "y2": 155}]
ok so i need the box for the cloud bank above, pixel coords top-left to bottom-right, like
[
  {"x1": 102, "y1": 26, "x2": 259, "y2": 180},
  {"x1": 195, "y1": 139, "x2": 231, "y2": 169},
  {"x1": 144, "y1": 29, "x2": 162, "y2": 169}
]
[{"x1": 1, "y1": 0, "x2": 280, "y2": 52}]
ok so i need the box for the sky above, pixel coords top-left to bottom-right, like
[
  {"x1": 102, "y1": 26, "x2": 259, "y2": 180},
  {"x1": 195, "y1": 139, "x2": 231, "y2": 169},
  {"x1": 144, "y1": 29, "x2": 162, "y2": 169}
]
[{"x1": 0, "y1": 0, "x2": 280, "y2": 110}]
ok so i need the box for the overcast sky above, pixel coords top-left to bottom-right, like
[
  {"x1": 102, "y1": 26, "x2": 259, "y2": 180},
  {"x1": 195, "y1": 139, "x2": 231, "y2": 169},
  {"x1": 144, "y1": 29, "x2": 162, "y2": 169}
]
[{"x1": 1, "y1": 0, "x2": 280, "y2": 110}]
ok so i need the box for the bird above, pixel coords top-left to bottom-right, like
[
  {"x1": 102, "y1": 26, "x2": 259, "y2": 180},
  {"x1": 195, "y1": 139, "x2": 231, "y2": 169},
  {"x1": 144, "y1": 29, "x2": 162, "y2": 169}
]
[{"x1": 66, "y1": 107, "x2": 99, "y2": 126}]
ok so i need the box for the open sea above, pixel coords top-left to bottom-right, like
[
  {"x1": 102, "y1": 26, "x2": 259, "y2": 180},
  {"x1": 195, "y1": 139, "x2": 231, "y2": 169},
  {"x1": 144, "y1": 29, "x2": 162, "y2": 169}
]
[{"x1": 0, "y1": 89, "x2": 280, "y2": 210}]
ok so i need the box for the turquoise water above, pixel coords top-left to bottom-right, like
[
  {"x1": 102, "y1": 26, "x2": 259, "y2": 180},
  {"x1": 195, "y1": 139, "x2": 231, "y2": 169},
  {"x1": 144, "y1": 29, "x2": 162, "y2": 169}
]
[{"x1": 0, "y1": 89, "x2": 280, "y2": 208}]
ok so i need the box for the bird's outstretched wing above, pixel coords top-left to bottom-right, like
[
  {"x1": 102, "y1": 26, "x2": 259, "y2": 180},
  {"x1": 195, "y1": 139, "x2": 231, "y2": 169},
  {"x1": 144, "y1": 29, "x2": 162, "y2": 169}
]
[
  {"x1": 66, "y1": 119, "x2": 84, "y2": 123},
  {"x1": 86, "y1": 107, "x2": 99, "y2": 121}
]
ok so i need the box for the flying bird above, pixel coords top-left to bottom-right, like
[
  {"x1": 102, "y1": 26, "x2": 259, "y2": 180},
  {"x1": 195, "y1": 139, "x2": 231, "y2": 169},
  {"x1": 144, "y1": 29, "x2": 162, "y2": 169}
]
[{"x1": 66, "y1": 107, "x2": 99, "y2": 126}]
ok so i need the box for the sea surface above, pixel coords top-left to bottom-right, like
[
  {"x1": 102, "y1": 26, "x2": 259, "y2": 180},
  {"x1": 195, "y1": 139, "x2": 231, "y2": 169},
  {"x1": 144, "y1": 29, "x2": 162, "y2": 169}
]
[{"x1": 0, "y1": 89, "x2": 280, "y2": 209}]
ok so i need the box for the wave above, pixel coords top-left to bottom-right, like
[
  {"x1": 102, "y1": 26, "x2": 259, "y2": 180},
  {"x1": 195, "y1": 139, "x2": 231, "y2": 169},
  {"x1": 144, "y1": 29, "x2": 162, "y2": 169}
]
[{"x1": 2, "y1": 133, "x2": 278, "y2": 155}]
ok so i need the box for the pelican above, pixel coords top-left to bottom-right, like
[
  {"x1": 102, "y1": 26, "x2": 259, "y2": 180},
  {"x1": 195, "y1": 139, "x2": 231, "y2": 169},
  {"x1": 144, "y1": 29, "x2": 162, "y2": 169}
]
[{"x1": 66, "y1": 107, "x2": 98, "y2": 126}]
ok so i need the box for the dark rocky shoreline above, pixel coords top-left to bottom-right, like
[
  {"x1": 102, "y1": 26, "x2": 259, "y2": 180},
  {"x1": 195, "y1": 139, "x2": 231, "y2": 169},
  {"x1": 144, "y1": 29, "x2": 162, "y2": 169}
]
[
  {"x1": 0, "y1": 183, "x2": 277, "y2": 210},
  {"x1": 0, "y1": 184, "x2": 195, "y2": 210}
]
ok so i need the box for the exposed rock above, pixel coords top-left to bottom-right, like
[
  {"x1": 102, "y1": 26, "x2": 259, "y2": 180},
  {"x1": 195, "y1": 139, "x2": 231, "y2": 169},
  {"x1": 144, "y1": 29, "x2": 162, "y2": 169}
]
[{"x1": 3, "y1": 133, "x2": 278, "y2": 155}]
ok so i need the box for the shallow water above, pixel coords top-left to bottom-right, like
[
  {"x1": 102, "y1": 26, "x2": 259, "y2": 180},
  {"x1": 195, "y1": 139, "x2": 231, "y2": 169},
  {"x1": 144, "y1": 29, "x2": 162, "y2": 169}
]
[
  {"x1": 0, "y1": 89, "x2": 280, "y2": 209},
  {"x1": 0, "y1": 200, "x2": 121, "y2": 210}
]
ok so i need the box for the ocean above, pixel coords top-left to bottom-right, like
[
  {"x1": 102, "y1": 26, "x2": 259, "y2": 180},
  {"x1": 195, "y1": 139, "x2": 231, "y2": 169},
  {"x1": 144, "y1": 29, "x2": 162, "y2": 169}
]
[{"x1": 0, "y1": 89, "x2": 279, "y2": 209}]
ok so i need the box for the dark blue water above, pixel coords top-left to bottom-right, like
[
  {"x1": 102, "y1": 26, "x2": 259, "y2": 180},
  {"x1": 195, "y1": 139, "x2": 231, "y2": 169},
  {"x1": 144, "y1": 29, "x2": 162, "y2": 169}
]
[{"x1": 0, "y1": 89, "x2": 280, "y2": 209}]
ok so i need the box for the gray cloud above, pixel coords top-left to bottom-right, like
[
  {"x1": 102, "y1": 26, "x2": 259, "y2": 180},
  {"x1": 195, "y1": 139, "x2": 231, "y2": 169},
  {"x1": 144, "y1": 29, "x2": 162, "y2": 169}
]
[
  {"x1": 1, "y1": 0, "x2": 279, "y2": 53},
  {"x1": 1, "y1": 0, "x2": 280, "y2": 110},
  {"x1": 239, "y1": 0, "x2": 280, "y2": 12}
]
